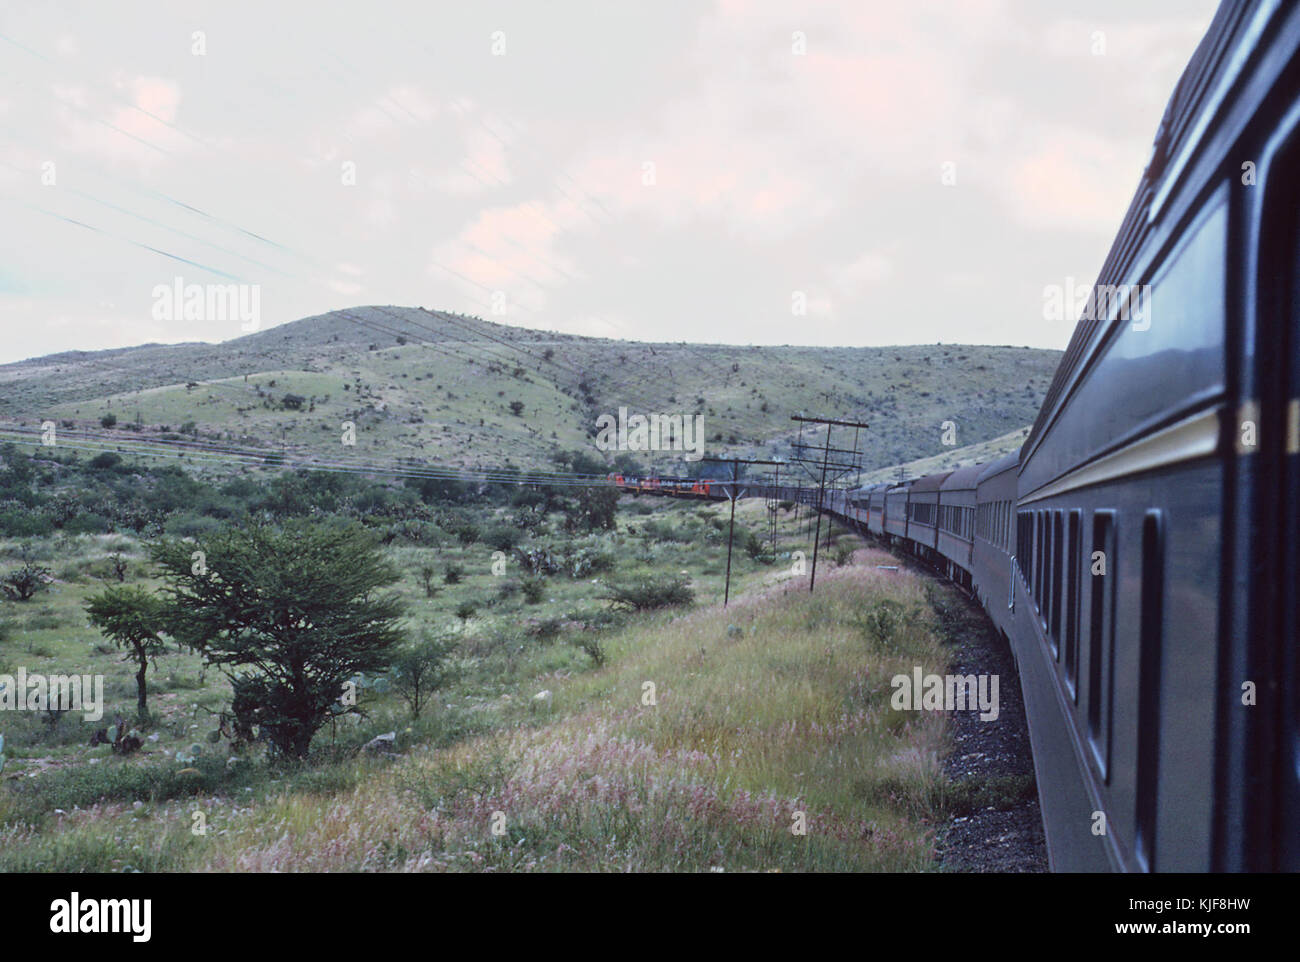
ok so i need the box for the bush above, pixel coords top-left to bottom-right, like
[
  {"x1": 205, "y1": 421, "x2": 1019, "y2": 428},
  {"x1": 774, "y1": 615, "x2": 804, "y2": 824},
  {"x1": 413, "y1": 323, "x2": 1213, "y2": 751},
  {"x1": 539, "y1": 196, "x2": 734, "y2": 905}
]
[
  {"x1": 0, "y1": 509, "x2": 54, "y2": 538},
  {"x1": 63, "y1": 513, "x2": 111, "y2": 535},
  {"x1": 416, "y1": 563, "x2": 439, "y2": 598},
  {"x1": 521, "y1": 576, "x2": 546, "y2": 604},
  {"x1": 388, "y1": 633, "x2": 457, "y2": 719},
  {"x1": 525, "y1": 616, "x2": 563, "y2": 642},
  {"x1": 443, "y1": 563, "x2": 464, "y2": 585},
  {"x1": 570, "y1": 635, "x2": 606, "y2": 667},
  {"x1": 482, "y1": 523, "x2": 522, "y2": 552},
  {"x1": 743, "y1": 531, "x2": 775, "y2": 564},
  {"x1": 566, "y1": 545, "x2": 615, "y2": 578},
  {"x1": 598, "y1": 576, "x2": 694, "y2": 611},
  {"x1": 1, "y1": 557, "x2": 52, "y2": 601},
  {"x1": 100, "y1": 414, "x2": 117, "y2": 429},
  {"x1": 513, "y1": 544, "x2": 563, "y2": 576},
  {"x1": 163, "y1": 512, "x2": 224, "y2": 539}
]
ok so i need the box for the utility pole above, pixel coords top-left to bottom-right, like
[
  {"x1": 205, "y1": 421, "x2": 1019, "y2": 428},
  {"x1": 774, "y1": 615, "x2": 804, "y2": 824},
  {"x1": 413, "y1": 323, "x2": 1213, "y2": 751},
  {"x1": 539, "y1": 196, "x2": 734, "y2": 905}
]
[
  {"x1": 703, "y1": 456, "x2": 783, "y2": 607},
  {"x1": 766, "y1": 463, "x2": 781, "y2": 555},
  {"x1": 789, "y1": 415, "x2": 870, "y2": 592}
]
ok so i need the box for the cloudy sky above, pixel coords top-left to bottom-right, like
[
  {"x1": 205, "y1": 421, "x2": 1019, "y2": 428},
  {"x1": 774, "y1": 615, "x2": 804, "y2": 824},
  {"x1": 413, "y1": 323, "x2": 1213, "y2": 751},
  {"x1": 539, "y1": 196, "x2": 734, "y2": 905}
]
[{"x1": 0, "y1": 0, "x2": 1218, "y2": 364}]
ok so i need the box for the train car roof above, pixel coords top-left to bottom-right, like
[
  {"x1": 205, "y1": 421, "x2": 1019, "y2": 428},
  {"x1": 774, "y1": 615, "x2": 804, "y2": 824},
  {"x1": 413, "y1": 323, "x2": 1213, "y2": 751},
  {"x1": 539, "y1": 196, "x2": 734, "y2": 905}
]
[
  {"x1": 908, "y1": 470, "x2": 954, "y2": 493},
  {"x1": 853, "y1": 482, "x2": 891, "y2": 494},
  {"x1": 940, "y1": 463, "x2": 985, "y2": 491},
  {"x1": 976, "y1": 451, "x2": 1020, "y2": 484},
  {"x1": 1025, "y1": 0, "x2": 1269, "y2": 458}
]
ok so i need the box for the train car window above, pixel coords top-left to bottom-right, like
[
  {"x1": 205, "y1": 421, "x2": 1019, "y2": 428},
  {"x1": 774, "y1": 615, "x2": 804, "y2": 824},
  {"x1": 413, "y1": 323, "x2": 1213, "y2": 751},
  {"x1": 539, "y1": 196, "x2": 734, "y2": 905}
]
[
  {"x1": 1066, "y1": 509, "x2": 1082, "y2": 699},
  {"x1": 1036, "y1": 512, "x2": 1045, "y2": 609},
  {"x1": 1050, "y1": 511, "x2": 1064, "y2": 652},
  {"x1": 1088, "y1": 511, "x2": 1116, "y2": 781},
  {"x1": 1135, "y1": 510, "x2": 1165, "y2": 870},
  {"x1": 1038, "y1": 512, "x2": 1048, "y2": 622}
]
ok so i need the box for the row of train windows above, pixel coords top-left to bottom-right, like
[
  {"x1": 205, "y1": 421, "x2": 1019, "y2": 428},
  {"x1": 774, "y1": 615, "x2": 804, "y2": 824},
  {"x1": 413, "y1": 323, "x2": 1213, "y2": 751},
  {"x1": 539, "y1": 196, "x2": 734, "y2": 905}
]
[
  {"x1": 975, "y1": 499, "x2": 1013, "y2": 552},
  {"x1": 938, "y1": 504, "x2": 974, "y2": 539},
  {"x1": 1015, "y1": 506, "x2": 1166, "y2": 869},
  {"x1": 906, "y1": 501, "x2": 936, "y2": 525}
]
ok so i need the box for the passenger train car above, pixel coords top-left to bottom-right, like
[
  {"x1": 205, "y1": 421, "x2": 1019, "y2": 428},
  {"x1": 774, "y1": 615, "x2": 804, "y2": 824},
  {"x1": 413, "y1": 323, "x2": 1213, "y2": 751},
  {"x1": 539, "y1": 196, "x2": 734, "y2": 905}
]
[
  {"x1": 610, "y1": 1, "x2": 1299, "y2": 872},
  {"x1": 832, "y1": 0, "x2": 1300, "y2": 872}
]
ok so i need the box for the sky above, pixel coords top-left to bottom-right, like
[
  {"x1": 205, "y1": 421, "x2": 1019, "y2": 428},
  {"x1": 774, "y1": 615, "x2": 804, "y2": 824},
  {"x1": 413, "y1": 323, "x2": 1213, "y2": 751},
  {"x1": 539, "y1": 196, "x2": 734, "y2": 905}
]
[{"x1": 0, "y1": 0, "x2": 1220, "y2": 364}]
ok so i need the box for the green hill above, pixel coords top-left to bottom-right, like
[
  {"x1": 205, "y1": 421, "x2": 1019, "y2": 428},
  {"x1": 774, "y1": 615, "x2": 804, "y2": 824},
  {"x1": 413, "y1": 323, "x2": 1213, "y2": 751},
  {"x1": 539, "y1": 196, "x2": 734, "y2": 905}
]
[{"x1": 0, "y1": 307, "x2": 1060, "y2": 474}]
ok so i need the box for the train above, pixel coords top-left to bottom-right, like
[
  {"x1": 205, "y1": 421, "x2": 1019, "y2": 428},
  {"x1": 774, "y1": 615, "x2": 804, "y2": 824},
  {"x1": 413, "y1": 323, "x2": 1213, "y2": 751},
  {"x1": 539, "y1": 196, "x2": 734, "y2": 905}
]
[
  {"x1": 612, "y1": 0, "x2": 1300, "y2": 872},
  {"x1": 606, "y1": 473, "x2": 716, "y2": 498}
]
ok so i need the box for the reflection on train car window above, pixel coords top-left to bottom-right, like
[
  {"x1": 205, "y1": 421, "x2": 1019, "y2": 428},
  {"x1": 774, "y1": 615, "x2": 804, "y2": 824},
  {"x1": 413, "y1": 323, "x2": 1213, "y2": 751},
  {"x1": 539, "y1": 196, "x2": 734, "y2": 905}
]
[{"x1": 1136, "y1": 510, "x2": 1165, "y2": 870}]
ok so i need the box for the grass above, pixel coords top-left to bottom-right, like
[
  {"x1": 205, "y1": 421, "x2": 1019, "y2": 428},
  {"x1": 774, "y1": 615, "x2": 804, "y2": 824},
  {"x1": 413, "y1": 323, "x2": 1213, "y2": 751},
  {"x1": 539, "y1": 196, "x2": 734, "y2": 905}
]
[{"x1": 0, "y1": 493, "x2": 973, "y2": 871}]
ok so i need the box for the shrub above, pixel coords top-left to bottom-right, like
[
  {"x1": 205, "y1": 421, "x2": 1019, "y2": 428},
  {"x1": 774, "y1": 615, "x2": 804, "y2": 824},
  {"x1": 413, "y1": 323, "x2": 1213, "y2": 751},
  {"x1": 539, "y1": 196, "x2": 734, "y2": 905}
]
[
  {"x1": 570, "y1": 635, "x2": 606, "y2": 667},
  {"x1": 1, "y1": 556, "x2": 52, "y2": 601},
  {"x1": 525, "y1": 616, "x2": 563, "y2": 642},
  {"x1": 388, "y1": 633, "x2": 457, "y2": 719},
  {"x1": 0, "y1": 509, "x2": 54, "y2": 538},
  {"x1": 482, "y1": 523, "x2": 523, "y2": 552},
  {"x1": 513, "y1": 544, "x2": 563, "y2": 576},
  {"x1": 743, "y1": 531, "x2": 775, "y2": 564},
  {"x1": 443, "y1": 563, "x2": 464, "y2": 585},
  {"x1": 416, "y1": 563, "x2": 439, "y2": 598},
  {"x1": 100, "y1": 414, "x2": 117, "y2": 429},
  {"x1": 566, "y1": 545, "x2": 615, "y2": 578},
  {"x1": 521, "y1": 576, "x2": 546, "y2": 604},
  {"x1": 63, "y1": 513, "x2": 111, "y2": 535},
  {"x1": 598, "y1": 576, "x2": 694, "y2": 611}
]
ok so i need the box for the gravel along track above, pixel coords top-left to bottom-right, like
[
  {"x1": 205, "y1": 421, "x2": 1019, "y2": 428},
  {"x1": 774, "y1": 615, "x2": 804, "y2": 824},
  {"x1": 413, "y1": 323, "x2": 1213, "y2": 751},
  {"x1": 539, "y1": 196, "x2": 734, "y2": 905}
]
[{"x1": 924, "y1": 578, "x2": 1048, "y2": 873}]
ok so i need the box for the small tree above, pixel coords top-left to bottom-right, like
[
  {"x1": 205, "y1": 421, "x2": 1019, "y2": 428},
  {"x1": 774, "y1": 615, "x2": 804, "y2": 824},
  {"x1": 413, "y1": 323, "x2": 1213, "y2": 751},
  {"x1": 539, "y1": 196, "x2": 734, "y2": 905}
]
[
  {"x1": 85, "y1": 585, "x2": 168, "y2": 719},
  {"x1": 1, "y1": 556, "x2": 51, "y2": 602},
  {"x1": 108, "y1": 552, "x2": 129, "y2": 582},
  {"x1": 100, "y1": 413, "x2": 117, "y2": 429},
  {"x1": 389, "y1": 633, "x2": 457, "y2": 719},
  {"x1": 416, "y1": 563, "x2": 439, "y2": 599},
  {"x1": 508, "y1": 400, "x2": 525, "y2": 417},
  {"x1": 149, "y1": 519, "x2": 405, "y2": 758},
  {"x1": 565, "y1": 484, "x2": 618, "y2": 532}
]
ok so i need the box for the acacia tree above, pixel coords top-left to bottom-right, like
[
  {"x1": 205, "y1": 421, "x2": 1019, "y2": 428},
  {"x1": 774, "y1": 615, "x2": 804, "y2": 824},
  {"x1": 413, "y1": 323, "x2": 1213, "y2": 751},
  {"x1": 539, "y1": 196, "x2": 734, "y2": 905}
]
[
  {"x1": 149, "y1": 519, "x2": 406, "y2": 758},
  {"x1": 85, "y1": 585, "x2": 168, "y2": 719}
]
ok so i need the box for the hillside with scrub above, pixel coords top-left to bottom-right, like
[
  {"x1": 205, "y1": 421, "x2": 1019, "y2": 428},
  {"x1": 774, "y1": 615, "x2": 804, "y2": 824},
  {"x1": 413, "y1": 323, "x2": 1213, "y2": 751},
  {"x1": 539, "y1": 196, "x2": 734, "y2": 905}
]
[{"x1": 0, "y1": 306, "x2": 1059, "y2": 474}]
